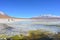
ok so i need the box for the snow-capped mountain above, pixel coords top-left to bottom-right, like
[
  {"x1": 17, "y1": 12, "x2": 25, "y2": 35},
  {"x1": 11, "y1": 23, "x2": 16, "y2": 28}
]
[
  {"x1": 32, "y1": 14, "x2": 60, "y2": 19},
  {"x1": 0, "y1": 11, "x2": 11, "y2": 18}
]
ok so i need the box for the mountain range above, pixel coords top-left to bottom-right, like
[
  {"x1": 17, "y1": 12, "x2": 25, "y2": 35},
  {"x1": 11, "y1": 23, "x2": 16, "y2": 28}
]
[{"x1": 0, "y1": 11, "x2": 60, "y2": 21}]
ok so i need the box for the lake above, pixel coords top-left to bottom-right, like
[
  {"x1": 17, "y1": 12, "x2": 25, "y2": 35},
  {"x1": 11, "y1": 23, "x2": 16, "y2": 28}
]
[{"x1": 0, "y1": 21, "x2": 60, "y2": 36}]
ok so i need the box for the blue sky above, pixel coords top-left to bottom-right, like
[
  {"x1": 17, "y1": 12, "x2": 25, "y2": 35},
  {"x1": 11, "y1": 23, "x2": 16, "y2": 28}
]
[{"x1": 0, "y1": 0, "x2": 60, "y2": 18}]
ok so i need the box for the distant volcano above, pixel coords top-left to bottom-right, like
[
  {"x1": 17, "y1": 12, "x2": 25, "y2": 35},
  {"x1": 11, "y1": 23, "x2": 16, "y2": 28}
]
[
  {"x1": 0, "y1": 11, "x2": 11, "y2": 18},
  {"x1": 32, "y1": 14, "x2": 60, "y2": 19}
]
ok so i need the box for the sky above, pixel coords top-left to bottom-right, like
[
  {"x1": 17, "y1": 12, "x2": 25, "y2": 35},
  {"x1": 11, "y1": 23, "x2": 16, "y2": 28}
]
[{"x1": 0, "y1": 0, "x2": 60, "y2": 18}]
